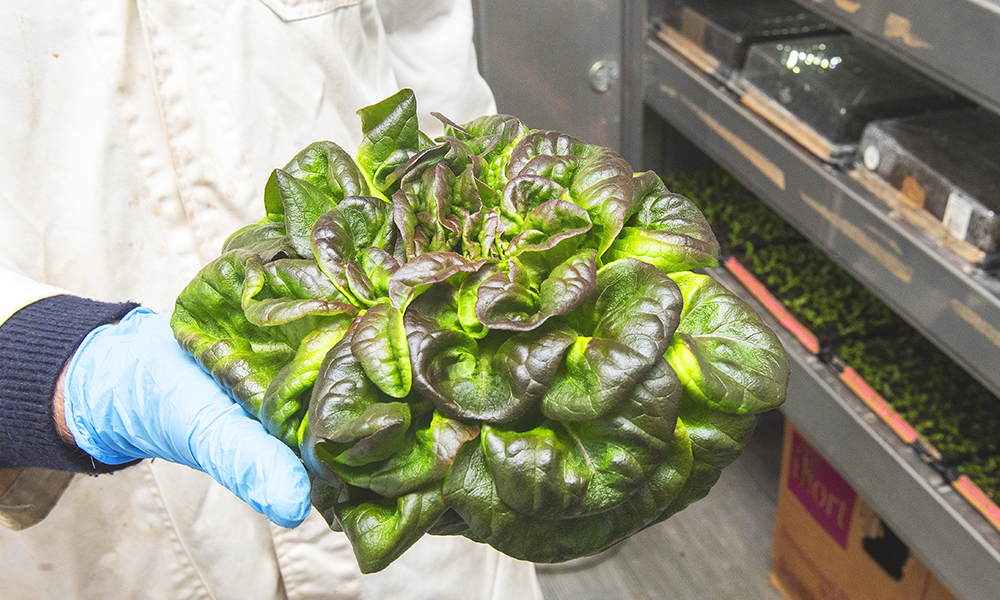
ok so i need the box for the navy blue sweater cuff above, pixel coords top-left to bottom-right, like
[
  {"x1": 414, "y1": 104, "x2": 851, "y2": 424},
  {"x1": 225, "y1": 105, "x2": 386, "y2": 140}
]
[{"x1": 0, "y1": 295, "x2": 141, "y2": 473}]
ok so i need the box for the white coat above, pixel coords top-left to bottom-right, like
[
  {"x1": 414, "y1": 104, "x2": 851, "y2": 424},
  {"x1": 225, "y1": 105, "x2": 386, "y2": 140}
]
[{"x1": 0, "y1": 1, "x2": 543, "y2": 598}]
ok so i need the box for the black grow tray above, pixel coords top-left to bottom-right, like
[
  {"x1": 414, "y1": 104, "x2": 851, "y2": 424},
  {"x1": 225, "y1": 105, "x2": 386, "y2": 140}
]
[
  {"x1": 737, "y1": 35, "x2": 965, "y2": 164},
  {"x1": 658, "y1": 0, "x2": 840, "y2": 84},
  {"x1": 857, "y1": 107, "x2": 1000, "y2": 255}
]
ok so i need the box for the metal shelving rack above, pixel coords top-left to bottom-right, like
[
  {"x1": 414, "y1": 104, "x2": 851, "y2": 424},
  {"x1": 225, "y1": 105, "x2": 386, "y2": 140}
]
[
  {"x1": 793, "y1": 0, "x2": 1000, "y2": 118},
  {"x1": 642, "y1": 39, "x2": 1000, "y2": 400},
  {"x1": 619, "y1": 2, "x2": 1000, "y2": 599}
]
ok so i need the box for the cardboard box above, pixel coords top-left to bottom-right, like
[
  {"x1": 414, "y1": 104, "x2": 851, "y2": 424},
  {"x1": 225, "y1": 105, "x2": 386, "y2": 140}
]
[{"x1": 770, "y1": 420, "x2": 958, "y2": 600}]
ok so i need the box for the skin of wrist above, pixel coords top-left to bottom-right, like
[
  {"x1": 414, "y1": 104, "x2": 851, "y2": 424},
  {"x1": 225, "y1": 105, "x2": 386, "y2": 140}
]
[
  {"x1": 52, "y1": 364, "x2": 76, "y2": 446},
  {"x1": 53, "y1": 319, "x2": 120, "y2": 447}
]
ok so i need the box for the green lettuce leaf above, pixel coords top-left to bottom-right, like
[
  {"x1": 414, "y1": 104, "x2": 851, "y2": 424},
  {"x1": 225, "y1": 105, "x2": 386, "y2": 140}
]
[
  {"x1": 665, "y1": 271, "x2": 790, "y2": 415},
  {"x1": 351, "y1": 302, "x2": 412, "y2": 398},
  {"x1": 604, "y1": 171, "x2": 720, "y2": 273},
  {"x1": 335, "y1": 483, "x2": 448, "y2": 574},
  {"x1": 357, "y1": 89, "x2": 437, "y2": 198},
  {"x1": 482, "y1": 357, "x2": 681, "y2": 519},
  {"x1": 539, "y1": 258, "x2": 682, "y2": 421},
  {"x1": 442, "y1": 420, "x2": 693, "y2": 563},
  {"x1": 171, "y1": 250, "x2": 297, "y2": 418}
]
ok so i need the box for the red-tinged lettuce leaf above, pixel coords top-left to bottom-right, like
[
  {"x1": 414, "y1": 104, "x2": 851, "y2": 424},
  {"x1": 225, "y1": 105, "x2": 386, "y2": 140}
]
[
  {"x1": 475, "y1": 249, "x2": 597, "y2": 332},
  {"x1": 537, "y1": 336, "x2": 648, "y2": 423},
  {"x1": 350, "y1": 302, "x2": 411, "y2": 398},
  {"x1": 435, "y1": 112, "x2": 529, "y2": 189},
  {"x1": 231, "y1": 256, "x2": 360, "y2": 445},
  {"x1": 565, "y1": 149, "x2": 635, "y2": 257},
  {"x1": 305, "y1": 336, "x2": 419, "y2": 472},
  {"x1": 604, "y1": 172, "x2": 719, "y2": 273},
  {"x1": 665, "y1": 271, "x2": 789, "y2": 415},
  {"x1": 344, "y1": 261, "x2": 375, "y2": 307},
  {"x1": 520, "y1": 198, "x2": 593, "y2": 242},
  {"x1": 538, "y1": 258, "x2": 682, "y2": 422},
  {"x1": 310, "y1": 332, "x2": 477, "y2": 493},
  {"x1": 505, "y1": 130, "x2": 597, "y2": 179},
  {"x1": 437, "y1": 112, "x2": 528, "y2": 155},
  {"x1": 305, "y1": 336, "x2": 478, "y2": 573},
  {"x1": 462, "y1": 201, "x2": 502, "y2": 262},
  {"x1": 442, "y1": 420, "x2": 693, "y2": 563},
  {"x1": 393, "y1": 163, "x2": 475, "y2": 260},
  {"x1": 452, "y1": 265, "x2": 493, "y2": 339},
  {"x1": 514, "y1": 154, "x2": 581, "y2": 188},
  {"x1": 482, "y1": 356, "x2": 681, "y2": 520},
  {"x1": 384, "y1": 144, "x2": 451, "y2": 196},
  {"x1": 358, "y1": 247, "x2": 400, "y2": 298},
  {"x1": 323, "y1": 401, "x2": 413, "y2": 469},
  {"x1": 502, "y1": 200, "x2": 592, "y2": 291},
  {"x1": 429, "y1": 132, "x2": 509, "y2": 183},
  {"x1": 386, "y1": 252, "x2": 490, "y2": 313},
  {"x1": 435, "y1": 135, "x2": 496, "y2": 176},
  {"x1": 392, "y1": 162, "x2": 500, "y2": 262},
  {"x1": 310, "y1": 196, "x2": 396, "y2": 305},
  {"x1": 452, "y1": 164, "x2": 502, "y2": 260},
  {"x1": 503, "y1": 134, "x2": 633, "y2": 258},
  {"x1": 392, "y1": 166, "x2": 451, "y2": 260},
  {"x1": 345, "y1": 247, "x2": 404, "y2": 308},
  {"x1": 499, "y1": 175, "x2": 567, "y2": 232},
  {"x1": 583, "y1": 258, "x2": 683, "y2": 359},
  {"x1": 240, "y1": 255, "x2": 360, "y2": 348},
  {"x1": 332, "y1": 410, "x2": 480, "y2": 498},
  {"x1": 407, "y1": 300, "x2": 578, "y2": 422}
]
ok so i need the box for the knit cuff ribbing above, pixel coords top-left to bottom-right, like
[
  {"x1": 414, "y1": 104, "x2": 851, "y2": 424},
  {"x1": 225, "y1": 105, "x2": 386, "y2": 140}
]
[{"x1": 0, "y1": 295, "x2": 141, "y2": 473}]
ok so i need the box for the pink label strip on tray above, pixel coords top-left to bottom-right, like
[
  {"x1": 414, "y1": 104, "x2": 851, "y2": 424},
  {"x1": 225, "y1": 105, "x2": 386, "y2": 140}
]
[
  {"x1": 954, "y1": 476, "x2": 1000, "y2": 531},
  {"x1": 724, "y1": 257, "x2": 821, "y2": 354},
  {"x1": 837, "y1": 365, "x2": 919, "y2": 444}
]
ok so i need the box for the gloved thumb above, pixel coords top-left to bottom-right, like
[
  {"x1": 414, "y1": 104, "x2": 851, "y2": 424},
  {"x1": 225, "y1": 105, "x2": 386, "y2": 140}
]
[
  {"x1": 63, "y1": 309, "x2": 312, "y2": 528},
  {"x1": 185, "y1": 394, "x2": 313, "y2": 528}
]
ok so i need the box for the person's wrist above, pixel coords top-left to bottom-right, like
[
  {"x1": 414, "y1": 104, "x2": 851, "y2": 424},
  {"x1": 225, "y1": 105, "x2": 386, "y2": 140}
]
[
  {"x1": 53, "y1": 317, "x2": 122, "y2": 448},
  {"x1": 52, "y1": 364, "x2": 76, "y2": 446}
]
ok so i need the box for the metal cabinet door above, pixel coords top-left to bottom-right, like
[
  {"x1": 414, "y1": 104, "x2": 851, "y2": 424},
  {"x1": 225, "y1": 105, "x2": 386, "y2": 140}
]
[{"x1": 473, "y1": 0, "x2": 624, "y2": 151}]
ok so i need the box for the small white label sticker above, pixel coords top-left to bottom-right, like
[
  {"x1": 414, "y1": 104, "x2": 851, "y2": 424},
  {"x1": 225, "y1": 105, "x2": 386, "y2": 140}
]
[
  {"x1": 942, "y1": 191, "x2": 974, "y2": 240},
  {"x1": 863, "y1": 145, "x2": 880, "y2": 171}
]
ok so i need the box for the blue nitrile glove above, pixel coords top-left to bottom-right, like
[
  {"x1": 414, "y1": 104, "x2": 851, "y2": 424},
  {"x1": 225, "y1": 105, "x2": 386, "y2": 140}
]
[{"x1": 61, "y1": 307, "x2": 311, "y2": 528}]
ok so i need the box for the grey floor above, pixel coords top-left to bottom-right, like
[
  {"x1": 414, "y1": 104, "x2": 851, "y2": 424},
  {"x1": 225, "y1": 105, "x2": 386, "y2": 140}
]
[{"x1": 537, "y1": 410, "x2": 786, "y2": 600}]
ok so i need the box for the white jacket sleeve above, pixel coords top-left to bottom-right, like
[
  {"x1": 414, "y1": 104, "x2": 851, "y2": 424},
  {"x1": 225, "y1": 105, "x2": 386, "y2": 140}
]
[
  {"x1": 0, "y1": 267, "x2": 68, "y2": 327},
  {"x1": 376, "y1": 0, "x2": 497, "y2": 135}
]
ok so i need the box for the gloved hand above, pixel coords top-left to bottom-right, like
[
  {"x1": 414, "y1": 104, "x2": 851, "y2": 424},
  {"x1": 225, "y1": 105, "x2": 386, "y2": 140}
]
[{"x1": 59, "y1": 307, "x2": 311, "y2": 528}]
